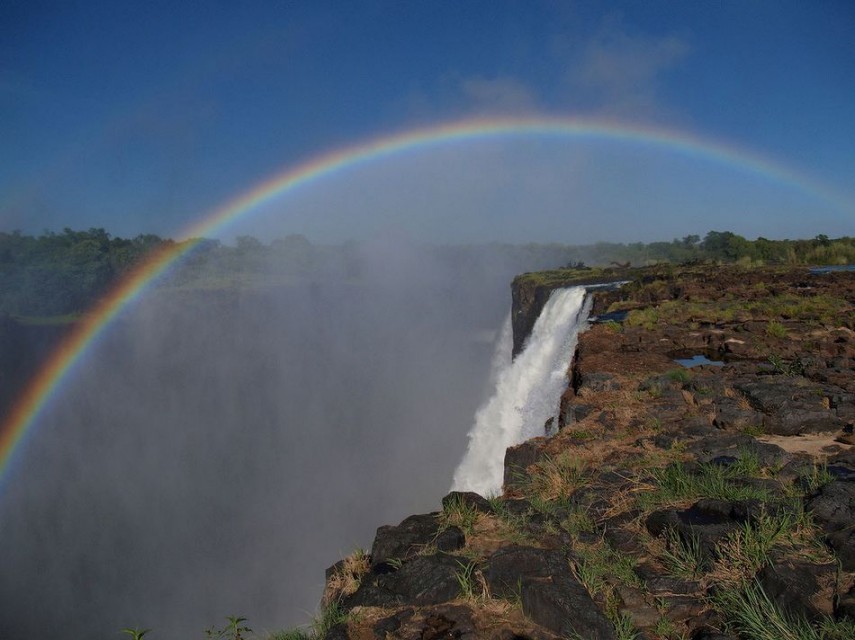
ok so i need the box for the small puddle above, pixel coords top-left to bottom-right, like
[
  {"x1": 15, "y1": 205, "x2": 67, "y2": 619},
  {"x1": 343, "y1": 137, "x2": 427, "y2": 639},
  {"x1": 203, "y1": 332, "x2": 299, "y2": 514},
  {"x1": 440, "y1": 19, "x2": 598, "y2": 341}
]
[{"x1": 673, "y1": 354, "x2": 724, "y2": 368}]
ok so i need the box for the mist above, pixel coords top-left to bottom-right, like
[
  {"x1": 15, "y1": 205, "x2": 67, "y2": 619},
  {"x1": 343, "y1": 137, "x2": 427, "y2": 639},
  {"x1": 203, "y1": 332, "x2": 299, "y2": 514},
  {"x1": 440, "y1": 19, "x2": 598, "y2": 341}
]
[{"x1": 0, "y1": 241, "x2": 565, "y2": 639}]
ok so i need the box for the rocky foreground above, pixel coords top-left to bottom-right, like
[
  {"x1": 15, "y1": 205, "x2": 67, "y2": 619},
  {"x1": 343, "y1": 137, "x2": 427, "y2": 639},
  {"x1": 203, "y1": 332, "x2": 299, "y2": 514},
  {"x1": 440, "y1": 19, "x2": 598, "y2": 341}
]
[{"x1": 318, "y1": 265, "x2": 854, "y2": 640}]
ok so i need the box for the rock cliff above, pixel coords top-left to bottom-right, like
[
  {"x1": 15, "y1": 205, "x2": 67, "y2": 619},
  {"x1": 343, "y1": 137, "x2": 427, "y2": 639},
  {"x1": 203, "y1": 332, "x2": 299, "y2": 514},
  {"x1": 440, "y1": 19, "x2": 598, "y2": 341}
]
[{"x1": 317, "y1": 264, "x2": 855, "y2": 640}]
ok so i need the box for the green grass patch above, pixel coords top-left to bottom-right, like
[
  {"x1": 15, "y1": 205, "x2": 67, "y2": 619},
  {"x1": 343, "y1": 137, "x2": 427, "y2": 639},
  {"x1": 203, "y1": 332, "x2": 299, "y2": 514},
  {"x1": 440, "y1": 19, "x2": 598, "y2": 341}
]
[
  {"x1": 714, "y1": 581, "x2": 855, "y2": 640},
  {"x1": 439, "y1": 494, "x2": 479, "y2": 534},
  {"x1": 638, "y1": 462, "x2": 772, "y2": 510}
]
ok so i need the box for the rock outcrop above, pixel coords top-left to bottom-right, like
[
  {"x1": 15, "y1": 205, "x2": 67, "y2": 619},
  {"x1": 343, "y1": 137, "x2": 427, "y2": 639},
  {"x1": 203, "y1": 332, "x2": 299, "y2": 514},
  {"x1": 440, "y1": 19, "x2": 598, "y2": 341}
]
[{"x1": 319, "y1": 264, "x2": 855, "y2": 640}]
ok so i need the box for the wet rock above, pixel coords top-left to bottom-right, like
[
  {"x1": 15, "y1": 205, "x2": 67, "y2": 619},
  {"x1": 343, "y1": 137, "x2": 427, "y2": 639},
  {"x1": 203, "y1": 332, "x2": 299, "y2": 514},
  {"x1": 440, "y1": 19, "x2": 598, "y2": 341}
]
[{"x1": 370, "y1": 513, "x2": 441, "y2": 567}]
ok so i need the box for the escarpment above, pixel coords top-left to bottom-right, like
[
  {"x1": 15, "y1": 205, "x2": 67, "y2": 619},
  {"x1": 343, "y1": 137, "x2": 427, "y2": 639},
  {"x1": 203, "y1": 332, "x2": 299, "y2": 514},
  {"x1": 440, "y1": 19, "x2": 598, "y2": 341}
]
[{"x1": 318, "y1": 264, "x2": 855, "y2": 640}]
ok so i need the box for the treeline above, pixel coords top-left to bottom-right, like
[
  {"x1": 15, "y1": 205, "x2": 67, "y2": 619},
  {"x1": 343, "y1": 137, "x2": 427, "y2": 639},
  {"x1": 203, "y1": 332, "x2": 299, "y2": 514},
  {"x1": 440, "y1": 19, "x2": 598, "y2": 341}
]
[
  {"x1": 569, "y1": 231, "x2": 855, "y2": 268},
  {"x1": 0, "y1": 228, "x2": 175, "y2": 316},
  {"x1": 1, "y1": 228, "x2": 852, "y2": 318}
]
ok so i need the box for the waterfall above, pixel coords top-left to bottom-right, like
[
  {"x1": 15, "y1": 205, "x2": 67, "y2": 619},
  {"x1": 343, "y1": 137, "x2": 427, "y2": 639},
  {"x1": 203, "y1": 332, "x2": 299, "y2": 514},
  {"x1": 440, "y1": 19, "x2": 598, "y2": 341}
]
[{"x1": 451, "y1": 286, "x2": 590, "y2": 496}]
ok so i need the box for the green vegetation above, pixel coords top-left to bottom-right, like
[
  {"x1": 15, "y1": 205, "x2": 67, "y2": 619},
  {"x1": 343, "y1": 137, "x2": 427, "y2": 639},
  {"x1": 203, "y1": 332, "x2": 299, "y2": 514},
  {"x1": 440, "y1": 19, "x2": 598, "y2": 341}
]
[
  {"x1": 205, "y1": 616, "x2": 252, "y2": 640},
  {"x1": 439, "y1": 494, "x2": 479, "y2": 534},
  {"x1": 522, "y1": 452, "x2": 588, "y2": 502},
  {"x1": 661, "y1": 529, "x2": 707, "y2": 579},
  {"x1": 4, "y1": 228, "x2": 851, "y2": 319},
  {"x1": 454, "y1": 559, "x2": 479, "y2": 600},
  {"x1": 714, "y1": 582, "x2": 855, "y2": 640},
  {"x1": 638, "y1": 461, "x2": 773, "y2": 510}
]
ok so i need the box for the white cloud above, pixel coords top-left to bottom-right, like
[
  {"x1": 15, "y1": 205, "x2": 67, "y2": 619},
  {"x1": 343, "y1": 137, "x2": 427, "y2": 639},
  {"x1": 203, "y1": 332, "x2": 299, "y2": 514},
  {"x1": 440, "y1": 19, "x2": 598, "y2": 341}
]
[
  {"x1": 563, "y1": 15, "x2": 690, "y2": 116},
  {"x1": 457, "y1": 76, "x2": 539, "y2": 114}
]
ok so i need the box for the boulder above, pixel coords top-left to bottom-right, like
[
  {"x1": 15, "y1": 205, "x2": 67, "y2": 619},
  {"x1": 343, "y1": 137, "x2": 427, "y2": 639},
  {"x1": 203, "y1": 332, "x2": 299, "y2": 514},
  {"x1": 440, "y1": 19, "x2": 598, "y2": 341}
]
[
  {"x1": 348, "y1": 553, "x2": 464, "y2": 608},
  {"x1": 370, "y1": 513, "x2": 441, "y2": 567}
]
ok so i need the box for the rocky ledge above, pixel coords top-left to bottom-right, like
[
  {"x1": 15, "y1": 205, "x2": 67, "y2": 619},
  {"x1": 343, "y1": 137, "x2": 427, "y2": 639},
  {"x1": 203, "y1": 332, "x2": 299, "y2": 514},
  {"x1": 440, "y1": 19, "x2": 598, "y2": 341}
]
[{"x1": 319, "y1": 264, "x2": 855, "y2": 640}]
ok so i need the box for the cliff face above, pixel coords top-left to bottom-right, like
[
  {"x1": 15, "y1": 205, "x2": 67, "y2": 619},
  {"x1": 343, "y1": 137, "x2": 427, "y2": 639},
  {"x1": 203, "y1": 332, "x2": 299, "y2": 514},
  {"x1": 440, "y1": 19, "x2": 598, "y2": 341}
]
[
  {"x1": 510, "y1": 268, "x2": 634, "y2": 357},
  {"x1": 317, "y1": 265, "x2": 855, "y2": 640}
]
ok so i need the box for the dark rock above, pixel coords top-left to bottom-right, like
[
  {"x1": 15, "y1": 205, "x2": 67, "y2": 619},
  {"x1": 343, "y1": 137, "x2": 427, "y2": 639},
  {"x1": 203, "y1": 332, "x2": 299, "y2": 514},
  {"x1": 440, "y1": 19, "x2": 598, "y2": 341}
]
[
  {"x1": 419, "y1": 606, "x2": 476, "y2": 640},
  {"x1": 682, "y1": 417, "x2": 715, "y2": 437},
  {"x1": 660, "y1": 595, "x2": 707, "y2": 620},
  {"x1": 837, "y1": 585, "x2": 855, "y2": 622},
  {"x1": 484, "y1": 546, "x2": 566, "y2": 598},
  {"x1": 712, "y1": 397, "x2": 764, "y2": 432},
  {"x1": 434, "y1": 526, "x2": 465, "y2": 552},
  {"x1": 734, "y1": 378, "x2": 844, "y2": 435},
  {"x1": 521, "y1": 577, "x2": 616, "y2": 640},
  {"x1": 484, "y1": 546, "x2": 616, "y2": 639},
  {"x1": 504, "y1": 440, "x2": 546, "y2": 490},
  {"x1": 756, "y1": 562, "x2": 822, "y2": 621},
  {"x1": 372, "y1": 612, "x2": 404, "y2": 638},
  {"x1": 581, "y1": 372, "x2": 622, "y2": 392},
  {"x1": 691, "y1": 630, "x2": 737, "y2": 640},
  {"x1": 646, "y1": 503, "x2": 741, "y2": 564},
  {"x1": 827, "y1": 527, "x2": 855, "y2": 570},
  {"x1": 686, "y1": 434, "x2": 789, "y2": 468},
  {"x1": 806, "y1": 480, "x2": 855, "y2": 531},
  {"x1": 442, "y1": 491, "x2": 493, "y2": 514},
  {"x1": 615, "y1": 585, "x2": 660, "y2": 628},
  {"x1": 348, "y1": 553, "x2": 464, "y2": 608},
  {"x1": 604, "y1": 526, "x2": 645, "y2": 555},
  {"x1": 503, "y1": 499, "x2": 534, "y2": 518},
  {"x1": 370, "y1": 513, "x2": 440, "y2": 566},
  {"x1": 322, "y1": 622, "x2": 349, "y2": 640}
]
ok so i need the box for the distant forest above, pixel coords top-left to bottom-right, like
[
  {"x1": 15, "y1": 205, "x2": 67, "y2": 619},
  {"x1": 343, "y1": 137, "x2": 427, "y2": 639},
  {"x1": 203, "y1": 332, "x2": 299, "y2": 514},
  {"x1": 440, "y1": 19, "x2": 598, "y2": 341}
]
[{"x1": 1, "y1": 228, "x2": 853, "y2": 318}]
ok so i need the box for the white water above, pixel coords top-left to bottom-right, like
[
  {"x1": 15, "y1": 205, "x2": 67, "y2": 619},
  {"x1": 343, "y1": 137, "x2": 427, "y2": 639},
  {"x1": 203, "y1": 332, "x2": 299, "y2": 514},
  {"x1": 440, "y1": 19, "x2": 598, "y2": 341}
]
[{"x1": 451, "y1": 286, "x2": 590, "y2": 496}]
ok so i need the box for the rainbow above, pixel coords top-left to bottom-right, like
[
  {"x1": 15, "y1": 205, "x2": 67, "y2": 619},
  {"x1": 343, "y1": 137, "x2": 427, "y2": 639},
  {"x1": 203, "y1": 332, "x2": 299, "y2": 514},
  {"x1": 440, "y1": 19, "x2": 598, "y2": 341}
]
[{"x1": 1, "y1": 115, "x2": 851, "y2": 486}]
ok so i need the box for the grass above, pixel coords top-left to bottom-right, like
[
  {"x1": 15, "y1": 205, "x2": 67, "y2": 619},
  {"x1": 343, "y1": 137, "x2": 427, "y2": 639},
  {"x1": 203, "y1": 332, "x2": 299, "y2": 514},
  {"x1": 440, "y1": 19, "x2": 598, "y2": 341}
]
[
  {"x1": 312, "y1": 602, "x2": 350, "y2": 639},
  {"x1": 324, "y1": 549, "x2": 370, "y2": 601},
  {"x1": 603, "y1": 319, "x2": 623, "y2": 333},
  {"x1": 765, "y1": 320, "x2": 788, "y2": 338},
  {"x1": 454, "y1": 559, "x2": 479, "y2": 600},
  {"x1": 661, "y1": 529, "x2": 708, "y2": 579},
  {"x1": 801, "y1": 463, "x2": 834, "y2": 495},
  {"x1": 637, "y1": 461, "x2": 773, "y2": 511},
  {"x1": 626, "y1": 307, "x2": 660, "y2": 330},
  {"x1": 714, "y1": 581, "x2": 855, "y2": 640},
  {"x1": 571, "y1": 541, "x2": 642, "y2": 640},
  {"x1": 666, "y1": 368, "x2": 692, "y2": 384},
  {"x1": 523, "y1": 452, "x2": 588, "y2": 502},
  {"x1": 712, "y1": 512, "x2": 794, "y2": 584},
  {"x1": 439, "y1": 494, "x2": 479, "y2": 534}
]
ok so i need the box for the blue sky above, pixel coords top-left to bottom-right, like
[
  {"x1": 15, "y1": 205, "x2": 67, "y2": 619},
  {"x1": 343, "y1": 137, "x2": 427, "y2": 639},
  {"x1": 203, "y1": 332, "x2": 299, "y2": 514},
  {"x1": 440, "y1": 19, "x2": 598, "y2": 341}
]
[{"x1": 2, "y1": 1, "x2": 854, "y2": 244}]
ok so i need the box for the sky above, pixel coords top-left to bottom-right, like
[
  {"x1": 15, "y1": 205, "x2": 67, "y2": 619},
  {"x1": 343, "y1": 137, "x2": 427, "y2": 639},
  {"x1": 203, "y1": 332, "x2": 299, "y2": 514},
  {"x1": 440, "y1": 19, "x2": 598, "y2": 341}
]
[{"x1": 2, "y1": 0, "x2": 854, "y2": 244}]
